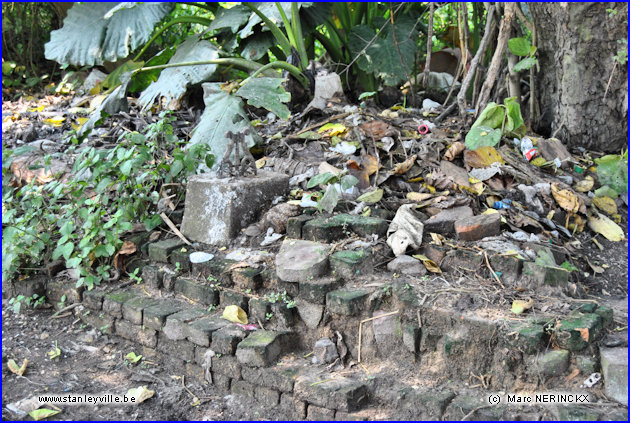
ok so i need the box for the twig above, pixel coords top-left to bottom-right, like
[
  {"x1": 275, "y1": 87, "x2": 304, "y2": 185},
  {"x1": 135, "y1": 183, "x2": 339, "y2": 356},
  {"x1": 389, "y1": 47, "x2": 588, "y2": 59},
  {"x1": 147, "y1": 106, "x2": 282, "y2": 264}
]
[
  {"x1": 294, "y1": 112, "x2": 351, "y2": 136},
  {"x1": 434, "y1": 102, "x2": 458, "y2": 124},
  {"x1": 423, "y1": 3, "x2": 435, "y2": 89},
  {"x1": 159, "y1": 212, "x2": 191, "y2": 246},
  {"x1": 461, "y1": 404, "x2": 492, "y2": 421},
  {"x1": 483, "y1": 251, "x2": 505, "y2": 289},
  {"x1": 358, "y1": 310, "x2": 399, "y2": 362},
  {"x1": 50, "y1": 303, "x2": 80, "y2": 319}
]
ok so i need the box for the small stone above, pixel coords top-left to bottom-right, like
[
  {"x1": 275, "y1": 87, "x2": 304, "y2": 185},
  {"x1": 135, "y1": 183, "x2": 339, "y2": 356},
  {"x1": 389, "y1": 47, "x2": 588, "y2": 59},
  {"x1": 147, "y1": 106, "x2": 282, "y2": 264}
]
[
  {"x1": 275, "y1": 239, "x2": 330, "y2": 282},
  {"x1": 454, "y1": 213, "x2": 501, "y2": 241},
  {"x1": 387, "y1": 255, "x2": 427, "y2": 276},
  {"x1": 312, "y1": 338, "x2": 338, "y2": 364},
  {"x1": 148, "y1": 238, "x2": 185, "y2": 263},
  {"x1": 297, "y1": 299, "x2": 324, "y2": 329},
  {"x1": 600, "y1": 347, "x2": 628, "y2": 406},
  {"x1": 326, "y1": 289, "x2": 369, "y2": 316},
  {"x1": 423, "y1": 206, "x2": 473, "y2": 236}
]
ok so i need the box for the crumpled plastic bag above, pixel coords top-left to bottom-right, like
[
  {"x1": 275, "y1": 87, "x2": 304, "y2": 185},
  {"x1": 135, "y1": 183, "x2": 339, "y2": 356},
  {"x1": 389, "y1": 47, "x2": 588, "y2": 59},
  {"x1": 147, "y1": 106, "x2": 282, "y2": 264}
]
[
  {"x1": 222, "y1": 305, "x2": 248, "y2": 324},
  {"x1": 386, "y1": 204, "x2": 424, "y2": 256}
]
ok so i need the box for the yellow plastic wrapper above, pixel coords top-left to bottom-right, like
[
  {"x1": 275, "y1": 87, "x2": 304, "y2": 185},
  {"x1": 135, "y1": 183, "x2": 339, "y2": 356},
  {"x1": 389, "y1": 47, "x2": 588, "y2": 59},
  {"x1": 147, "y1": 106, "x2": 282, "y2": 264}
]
[{"x1": 222, "y1": 305, "x2": 248, "y2": 324}]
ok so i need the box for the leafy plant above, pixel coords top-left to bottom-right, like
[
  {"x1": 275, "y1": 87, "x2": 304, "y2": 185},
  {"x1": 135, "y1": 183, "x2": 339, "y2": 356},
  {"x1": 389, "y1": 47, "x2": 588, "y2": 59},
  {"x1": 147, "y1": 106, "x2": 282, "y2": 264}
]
[
  {"x1": 508, "y1": 37, "x2": 539, "y2": 72},
  {"x1": 595, "y1": 151, "x2": 628, "y2": 194},
  {"x1": 129, "y1": 268, "x2": 143, "y2": 284},
  {"x1": 265, "y1": 312, "x2": 274, "y2": 321},
  {"x1": 262, "y1": 290, "x2": 296, "y2": 309},
  {"x1": 465, "y1": 97, "x2": 526, "y2": 150},
  {"x1": 306, "y1": 171, "x2": 359, "y2": 213},
  {"x1": 2, "y1": 112, "x2": 212, "y2": 289}
]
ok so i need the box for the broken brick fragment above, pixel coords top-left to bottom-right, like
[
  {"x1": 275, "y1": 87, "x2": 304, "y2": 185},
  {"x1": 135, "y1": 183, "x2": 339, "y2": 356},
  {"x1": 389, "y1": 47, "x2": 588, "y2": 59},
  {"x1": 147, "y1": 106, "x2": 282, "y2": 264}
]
[{"x1": 454, "y1": 213, "x2": 501, "y2": 241}]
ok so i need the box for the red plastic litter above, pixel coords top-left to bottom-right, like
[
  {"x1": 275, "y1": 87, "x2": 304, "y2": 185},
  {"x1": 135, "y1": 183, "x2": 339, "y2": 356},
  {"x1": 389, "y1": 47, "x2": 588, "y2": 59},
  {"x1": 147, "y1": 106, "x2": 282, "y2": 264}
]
[
  {"x1": 418, "y1": 124, "x2": 429, "y2": 135},
  {"x1": 524, "y1": 148, "x2": 537, "y2": 161}
]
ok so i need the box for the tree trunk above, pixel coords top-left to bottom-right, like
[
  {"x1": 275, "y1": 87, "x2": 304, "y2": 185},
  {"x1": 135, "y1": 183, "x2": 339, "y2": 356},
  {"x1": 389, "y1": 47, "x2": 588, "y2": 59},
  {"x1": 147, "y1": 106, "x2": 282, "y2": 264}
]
[{"x1": 529, "y1": 2, "x2": 627, "y2": 153}]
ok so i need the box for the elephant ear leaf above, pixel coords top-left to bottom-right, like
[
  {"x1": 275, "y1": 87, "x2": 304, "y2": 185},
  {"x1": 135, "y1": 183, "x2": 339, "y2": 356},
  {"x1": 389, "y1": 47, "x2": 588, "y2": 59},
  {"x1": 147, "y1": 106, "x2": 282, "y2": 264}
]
[
  {"x1": 188, "y1": 83, "x2": 263, "y2": 170},
  {"x1": 139, "y1": 36, "x2": 219, "y2": 110},
  {"x1": 236, "y1": 77, "x2": 291, "y2": 120},
  {"x1": 45, "y1": 2, "x2": 173, "y2": 66}
]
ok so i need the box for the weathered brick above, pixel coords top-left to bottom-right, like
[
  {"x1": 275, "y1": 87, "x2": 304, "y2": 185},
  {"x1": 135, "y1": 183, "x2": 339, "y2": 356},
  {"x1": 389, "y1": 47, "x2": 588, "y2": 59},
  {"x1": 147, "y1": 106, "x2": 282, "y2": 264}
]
[
  {"x1": 162, "y1": 268, "x2": 177, "y2": 291},
  {"x1": 46, "y1": 279, "x2": 84, "y2": 305},
  {"x1": 82, "y1": 289, "x2": 105, "y2": 311},
  {"x1": 326, "y1": 289, "x2": 369, "y2": 316},
  {"x1": 248, "y1": 298, "x2": 272, "y2": 325},
  {"x1": 231, "y1": 267, "x2": 262, "y2": 291},
  {"x1": 142, "y1": 265, "x2": 163, "y2": 290},
  {"x1": 509, "y1": 324, "x2": 543, "y2": 354},
  {"x1": 211, "y1": 325, "x2": 247, "y2": 355},
  {"x1": 489, "y1": 254, "x2": 523, "y2": 284},
  {"x1": 236, "y1": 330, "x2": 288, "y2": 367},
  {"x1": 185, "y1": 362, "x2": 204, "y2": 383},
  {"x1": 191, "y1": 258, "x2": 236, "y2": 285},
  {"x1": 441, "y1": 249, "x2": 483, "y2": 273},
  {"x1": 286, "y1": 215, "x2": 313, "y2": 239},
  {"x1": 241, "y1": 364, "x2": 300, "y2": 392},
  {"x1": 209, "y1": 353, "x2": 242, "y2": 380},
  {"x1": 330, "y1": 250, "x2": 373, "y2": 280},
  {"x1": 115, "y1": 319, "x2": 157, "y2": 348},
  {"x1": 280, "y1": 393, "x2": 307, "y2": 419},
  {"x1": 231, "y1": 380, "x2": 256, "y2": 397},
  {"x1": 454, "y1": 213, "x2": 501, "y2": 241},
  {"x1": 187, "y1": 315, "x2": 228, "y2": 347},
  {"x1": 527, "y1": 349, "x2": 569, "y2": 376},
  {"x1": 299, "y1": 277, "x2": 341, "y2": 305},
  {"x1": 556, "y1": 313, "x2": 603, "y2": 351},
  {"x1": 174, "y1": 278, "x2": 219, "y2": 306},
  {"x1": 212, "y1": 372, "x2": 231, "y2": 390},
  {"x1": 163, "y1": 308, "x2": 208, "y2": 341},
  {"x1": 220, "y1": 290, "x2": 250, "y2": 313},
  {"x1": 143, "y1": 301, "x2": 183, "y2": 330},
  {"x1": 78, "y1": 309, "x2": 115, "y2": 334},
  {"x1": 255, "y1": 386, "x2": 280, "y2": 407},
  {"x1": 170, "y1": 247, "x2": 191, "y2": 272},
  {"x1": 307, "y1": 404, "x2": 335, "y2": 420},
  {"x1": 121, "y1": 297, "x2": 160, "y2": 325},
  {"x1": 158, "y1": 331, "x2": 195, "y2": 362},
  {"x1": 148, "y1": 238, "x2": 185, "y2": 263},
  {"x1": 275, "y1": 239, "x2": 330, "y2": 282},
  {"x1": 423, "y1": 206, "x2": 473, "y2": 236},
  {"x1": 295, "y1": 372, "x2": 368, "y2": 412},
  {"x1": 600, "y1": 347, "x2": 628, "y2": 406},
  {"x1": 102, "y1": 290, "x2": 137, "y2": 318},
  {"x1": 302, "y1": 216, "x2": 347, "y2": 243}
]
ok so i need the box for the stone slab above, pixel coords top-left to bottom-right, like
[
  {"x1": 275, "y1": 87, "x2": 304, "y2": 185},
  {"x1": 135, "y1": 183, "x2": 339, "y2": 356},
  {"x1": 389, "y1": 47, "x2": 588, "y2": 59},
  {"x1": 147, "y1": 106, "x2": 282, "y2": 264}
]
[
  {"x1": 275, "y1": 239, "x2": 330, "y2": 282},
  {"x1": 181, "y1": 171, "x2": 289, "y2": 245}
]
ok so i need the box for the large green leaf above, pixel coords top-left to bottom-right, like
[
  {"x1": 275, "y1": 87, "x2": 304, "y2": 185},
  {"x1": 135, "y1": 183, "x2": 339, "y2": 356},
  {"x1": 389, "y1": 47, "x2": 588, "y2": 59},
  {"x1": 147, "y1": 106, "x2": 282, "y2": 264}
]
[
  {"x1": 139, "y1": 36, "x2": 219, "y2": 110},
  {"x1": 236, "y1": 77, "x2": 291, "y2": 120},
  {"x1": 188, "y1": 83, "x2": 263, "y2": 170},
  {"x1": 45, "y1": 2, "x2": 173, "y2": 66},
  {"x1": 209, "y1": 4, "x2": 252, "y2": 32},
  {"x1": 471, "y1": 102, "x2": 505, "y2": 129},
  {"x1": 513, "y1": 57, "x2": 538, "y2": 72},
  {"x1": 504, "y1": 97, "x2": 526, "y2": 137},
  {"x1": 508, "y1": 37, "x2": 531, "y2": 56},
  {"x1": 239, "y1": 2, "x2": 295, "y2": 39},
  {"x1": 465, "y1": 126, "x2": 503, "y2": 150},
  {"x1": 595, "y1": 153, "x2": 628, "y2": 194},
  {"x1": 348, "y1": 16, "x2": 418, "y2": 86},
  {"x1": 240, "y1": 32, "x2": 276, "y2": 61}
]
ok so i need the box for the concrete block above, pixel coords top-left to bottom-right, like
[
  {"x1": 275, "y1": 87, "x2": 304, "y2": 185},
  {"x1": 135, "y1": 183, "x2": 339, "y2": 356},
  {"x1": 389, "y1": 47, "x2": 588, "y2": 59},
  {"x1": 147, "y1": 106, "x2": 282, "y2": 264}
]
[
  {"x1": 601, "y1": 347, "x2": 628, "y2": 405},
  {"x1": 275, "y1": 239, "x2": 330, "y2": 282},
  {"x1": 181, "y1": 171, "x2": 289, "y2": 245},
  {"x1": 148, "y1": 238, "x2": 185, "y2": 263},
  {"x1": 327, "y1": 289, "x2": 369, "y2": 316}
]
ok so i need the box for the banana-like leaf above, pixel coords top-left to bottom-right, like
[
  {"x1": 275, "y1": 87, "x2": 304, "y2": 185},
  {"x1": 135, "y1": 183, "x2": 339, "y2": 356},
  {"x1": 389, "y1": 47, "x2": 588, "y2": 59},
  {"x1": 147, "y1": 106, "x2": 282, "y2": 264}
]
[
  {"x1": 236, "y1": 77, "x2": 291, "y2": 120},
  {"x1": 45, "y1": 2, "x2": 173, "y2": 66},
  {"x1": 241, "y1": 32, "x2": 276, "y2": 61},
  {"x1": 348, "y1": 16, "x2": 418, "y2": 86},
  {"x1": 139, "y1": 36, "x2": 219, "y2": 110},
  {"x1": 209, "y1": 4, "x2": 251, "y2": 32},
  {"x1": 189, "y1": 83, "x2": 262, "y2": 170}
]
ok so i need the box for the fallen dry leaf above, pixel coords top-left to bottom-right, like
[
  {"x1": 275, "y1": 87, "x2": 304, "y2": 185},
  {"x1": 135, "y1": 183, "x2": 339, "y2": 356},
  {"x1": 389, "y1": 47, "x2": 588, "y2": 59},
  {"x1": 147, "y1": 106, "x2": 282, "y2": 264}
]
[
  {"x1": 511, "y1": 298, "x2": 534, "y2": 315},
  {"x1": 565, "y1": 368, "x2": 580, "y2": 382},
  {"x1": 587, "y1": 211, "x2": 625, "y2": 241},
  {"x1": 412, "y1": 254, "x2": 442, "y2": 273},
  {"x1": 113, "y1": 241, "x2": 137, "y2": 270},
  {"x1": 346, "y1": 160, "x2": 371, "y2": 190},
  {"x1": 391, "y1": 155, "x2": 417, "y2": 175},
  {"x1": 407, "y1": 192, "x2": 434, "y2": 202},
  {"x1": 361, "y1": 155, "x2": 380, "y2": 175},
  {"x1": 573, "y1": 175, "x2": 594, "y2": 192},
  {"x1": 443, "y1": 142, "x2": 465, "y2": 161},
  {"x1": 551, "y1": 183, "x2": 582, "y2": 214},
  {"x1": 358, "y1": 120, "x2": 400, "y2": 139},
  {"x1": 7, "y1": 358, "x2": 28, "y2": 376},
  {"x1": 592, "y1": 196, "x2": 617, "y2": 215},
  {"x1": 463, "y1": 146, "x2": 505, "y2": 168}
]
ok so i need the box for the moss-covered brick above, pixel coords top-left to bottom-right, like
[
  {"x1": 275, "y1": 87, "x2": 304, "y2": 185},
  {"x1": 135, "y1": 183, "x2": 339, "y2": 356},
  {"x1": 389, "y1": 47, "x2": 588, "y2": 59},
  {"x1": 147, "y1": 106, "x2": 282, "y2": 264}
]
[
  {"x1": 522, "y1": 261, "x2": 569, "y2": 286},
  {"x1": 82, "y1": 289, "x2": 105, "y2": 311},
  {"x1": 489, "y1": 254, "x2": 523, "y2": 284},
  {"x1": 232, "y1": 267, "x2": 262, "y2": 291},
  {"x1": 170, "y1": 247, "x2": 191, "y2": 272},
  {"x1": 148, "y1": 237, "x2": 185, "y2": 263},
  {"x1": 595, "y1": 305, "x2": 614, "y2": 328},
  {"x1": 121, "y1": 296, "x2": 160, "y2": 325},
  {"x1": 511, "y1": 325, "x2": 544, "y2": 354},
  {"x1": 330, "y1": 250, "x2": 372, "y2": 280},
  {"x1": 332, "y1": 214, "x2": 388, "y2": 237},
  {"x1": 326, "y1": 289, "x2": 369, "y2": 316},
  {"x1": 302, "y1": 216, "x2": 347, "y2": 243},
  {"x1": 103, "y1": 290, "x2": 138, "y2": 318},
  {"x1": 578, "y1": 302, "x2": 598, "y2": 313},
  {"x1": 576, "y1": 355, "x2": 598, "y2": 374},
  {"x1": 115, "y1": 319, "x2": 157, "y2": 348},
  {"x1": 174, "y1": 278, "x2": 219, "y2": 306},
  {"x1": 143, "y1": 301, "x2": 183, "y2": 330},
  {"x1": 286, "y1": 215, "x2": 313, "y2": 239},
  {"x1": 298, "y1": 277, "x2": 341, "y2": 304},
  {"x1": 187, "y1": 315, "x2": 229, "y2": 347},
  {"x1": 236, "y1": 330, "x2": 286, "y2": 367},
  {"x1": 532, "y1": 349, "x2": 570, "y2": 376},
  {"x1": 556, "y1": 313, "x2": 603, "y2": 351}
]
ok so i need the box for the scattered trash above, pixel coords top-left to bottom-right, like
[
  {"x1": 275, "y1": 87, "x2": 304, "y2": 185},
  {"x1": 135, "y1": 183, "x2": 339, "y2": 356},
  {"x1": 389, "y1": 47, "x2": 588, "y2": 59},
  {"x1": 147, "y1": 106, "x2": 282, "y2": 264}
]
[
  {"x1": 421, "y1": 98, "x2": 442, "y2": 112},
  {"x1": 260, "y1": 227, "x2": 283, "y2": 246},
  {"x1": 580, "y1": 372, "x2": 602, "y2": 388},
  {"x1": 126, "y1": 386, "x2": 155, "y2": 404},
  {"x1": 511, "y1": 298, "x2": 534, "y2": 315},
  {"x1": 386, "y1": 204, "x2": 424, "y2": 257},
  {"x1": 329, "y1": 141, "x2": 357, "y2": 155},
  {"x1": 234, "y1": 323, "x2": 258, "y2": 331}
]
